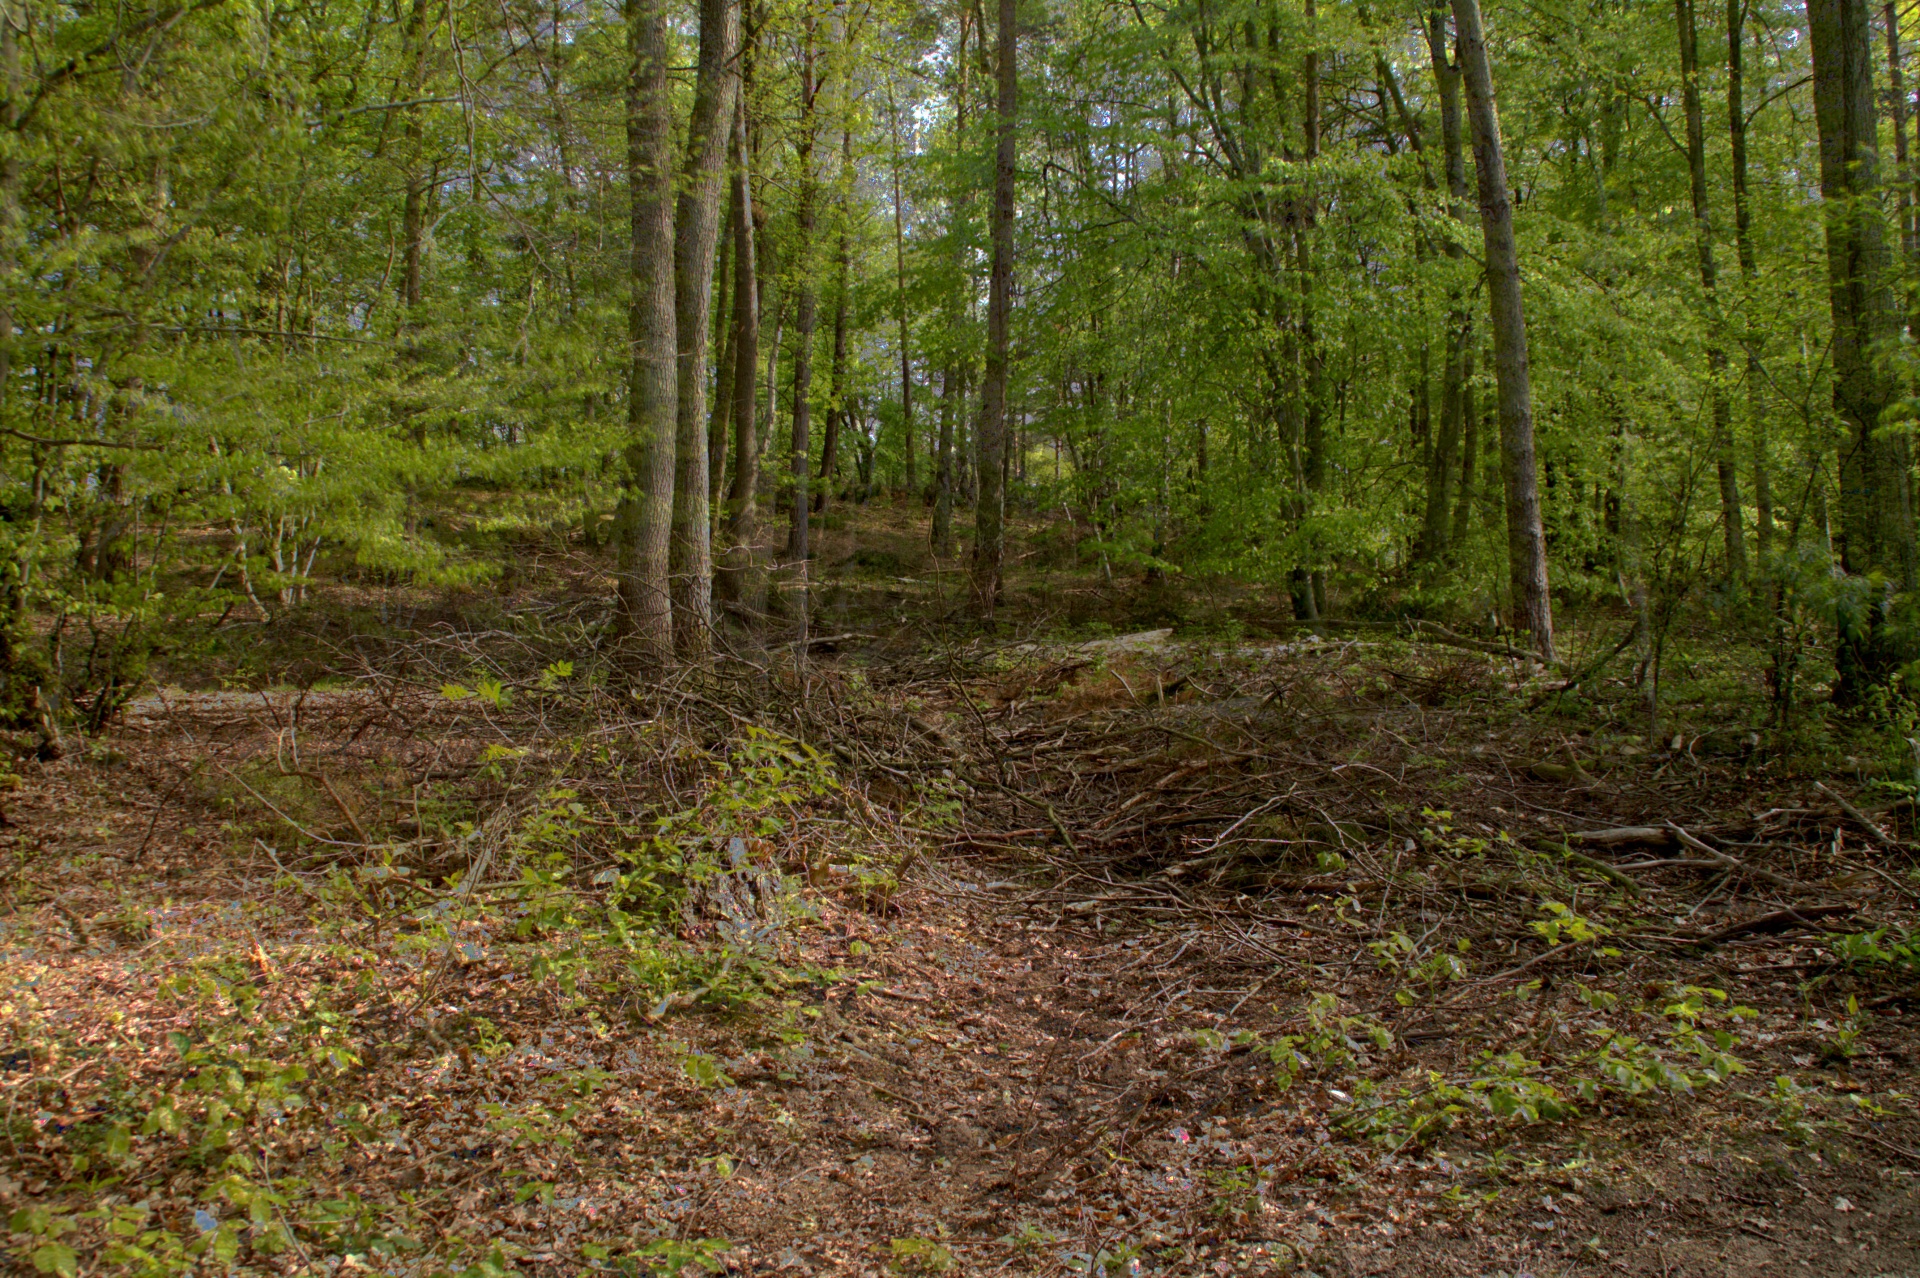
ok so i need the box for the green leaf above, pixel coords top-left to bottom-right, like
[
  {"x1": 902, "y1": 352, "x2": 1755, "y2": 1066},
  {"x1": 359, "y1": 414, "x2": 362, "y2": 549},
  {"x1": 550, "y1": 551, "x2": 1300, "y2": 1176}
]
[{"x1": 31, "y1": 1242, "x2": 78, "y2": 1278}]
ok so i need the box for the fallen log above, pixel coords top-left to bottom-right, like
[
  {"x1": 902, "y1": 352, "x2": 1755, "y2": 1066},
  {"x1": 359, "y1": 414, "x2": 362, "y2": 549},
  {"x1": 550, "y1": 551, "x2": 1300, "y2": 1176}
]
[{"x1": 1566, "y1": 826, "x2": 1675, "y2": 848}]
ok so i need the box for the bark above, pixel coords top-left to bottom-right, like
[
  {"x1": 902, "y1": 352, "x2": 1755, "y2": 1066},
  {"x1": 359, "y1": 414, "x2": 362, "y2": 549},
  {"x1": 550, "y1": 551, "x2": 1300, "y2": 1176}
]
[
  {"x1": 1295, "y1": 0, "x2": 1327, "y2": 617},
  {"x1": 1451, "y1": 344, "x2": 1478, "y2": 548},
  {"x1": 785, "y1": 15, "x2": 820, "y2": 641},
  {"x1": 667, "y1": 0, "x2": 741, "y2": 659},
  {"x1": 973, "y1": 0, "x2": 1016, "y2": 615},
  {"x1": 1809, "y1": 0, "x2": 1917, "y2": 696},
  {"x1": 709, "y1": 203, "x2": 737, "y2": 530},
  {"x1": 1418, "y1": 9, "x2": 1472, "y2": 567},
  {"x1": 933, "y1": 366, "x2": 956, "y2": 554},
  {"x1": 1678, "y1": 0, "x2": 1747, "y2": 580},
  {"x1": 0, "y1": 4, "x2": 16, "y2": 434},
  {"x1": 1890, "y1": 3, "x2": 1917, "y2": 278},
  {"x1": 615, "y1": 0, "x2": 679, "y2": 663},
  {"x1": 819, "y1": 126, "x2": 853, "y2": 513},
  {"x1": 889, "y1": 94, "x2": 917, "y2": 497},
  {"x1": 717, "y1": 98, "x2": 763, "y2": 612},
  {"x1": 397, "y1": 0, "x2": 434, "y2": 316},
  {"x1": 1451, "y1": 0, "x2": 1554, "y2": 658},
  {"x1": 1729, "y1": 0, "x2": 1773, "y2": 562}
]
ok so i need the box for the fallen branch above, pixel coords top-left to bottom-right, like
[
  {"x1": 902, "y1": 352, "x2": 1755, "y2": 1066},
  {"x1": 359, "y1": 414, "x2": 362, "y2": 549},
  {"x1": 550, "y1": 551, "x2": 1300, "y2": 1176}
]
[
  {"x1": 1814, "y1": 781, "x2": 1898, "y2": 848},
  {"x1": 1665, "y1": 823, "x2": 1803, "y2": 891},
  {"x1": 1537, "y1": 841, "x2": 1642, "y2": 895},
  {"x1": 217, "y1": 764, "x2": 362, "y2": 848},
  {"x1": 1696, "y1": 903, "x2": 1858, "y2": 945},
  {"x1": 1566, "y1": 826, "x2": 1674, "y2": 848}
]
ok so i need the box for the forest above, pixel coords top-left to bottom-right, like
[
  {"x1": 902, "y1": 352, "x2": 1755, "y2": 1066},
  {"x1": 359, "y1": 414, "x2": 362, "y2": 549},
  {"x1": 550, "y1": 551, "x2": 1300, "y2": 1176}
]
[{"x1": 4, "y1": 0, "x2": 1920, "y2": 1270}]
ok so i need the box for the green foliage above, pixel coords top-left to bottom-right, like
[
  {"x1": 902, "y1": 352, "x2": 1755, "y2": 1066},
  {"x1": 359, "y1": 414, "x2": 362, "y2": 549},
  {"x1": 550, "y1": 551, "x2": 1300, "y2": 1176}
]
[
  {"x1": 1830, "y1": 926, "x2": 1920, "y2": 976},
  {"x1": 886, "y1": 1236, "x2": 958, "y2": 1274},
  {"x1": 615, "y1": 1238, "x2": 733, "y2": 1276},
  {"x1": 1233, "y1": 992, "x2": 1394, "y2": 1092}
]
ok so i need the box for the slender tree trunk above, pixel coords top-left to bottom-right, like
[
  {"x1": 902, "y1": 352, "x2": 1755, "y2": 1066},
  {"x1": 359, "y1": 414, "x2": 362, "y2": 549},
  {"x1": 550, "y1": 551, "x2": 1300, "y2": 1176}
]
[
  {"x1": 1729, "y1": 0, "x2": 1773, "y2": 563},
  {"x1": 394, "y1": 0, "x2": 435, "y2": 456},
  {"x1": 1452, "y1": 0, "x2": 1554, "y2": 658},
  {"x1": 667, "y1": 0, "x2": 740, "y2": 659},
  {"x1": 819, "y1": 126, "x2": 853, "y2": 513},
  {"x1": 1420, "y1": 9, "x2": 1472, "y2": 568},
  {"x1": 615, "y1": 0, "x2": 679, "y2": 662},
  {"x1": 709, "y1": 204, "x2": 737, "y2": 531},
  {"x1": 398, "y1": 0, "x2": 433, "y2": 318},
  {"x1": 1678, "y1": 0, "x2": 1747, "y2": 581},
  {"x1": 0, "y1": 2, "x2": 16, "y2": 438},
  {"x1": 717, "y1": 100, "x2": 763, "y2": 612},
  {"x1": 1452, "y1": 344, "x2": 1479, "y2": 549},
  {"x1": 785, "y1": 15, "x2": 820, "y2": 642},
  {"x1": 1294, "y1": 0, "x2": 1327, "y2": 617},
  {"x1": 888, "y1": 93, "x2": 917, "y2": 498},
  {"x1": 1810, "y1": 0, "x2": 1917, "y2": 697},
  {"x1": 933, "y1": 366, "x2": 956, "y2": 553},
  {"x1": 1890, "y1": 3, "x2": 1918, "y2": 285},
  {"x1": 973, "y1": 0, "x2": 1015, "y2": 615}
]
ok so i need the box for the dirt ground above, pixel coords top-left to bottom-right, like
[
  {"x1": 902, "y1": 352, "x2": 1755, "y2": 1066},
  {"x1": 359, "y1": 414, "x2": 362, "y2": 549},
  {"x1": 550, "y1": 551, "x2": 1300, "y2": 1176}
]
[{"x1": 4, "y1": 530, "x2": 1920, "y2": 1277}]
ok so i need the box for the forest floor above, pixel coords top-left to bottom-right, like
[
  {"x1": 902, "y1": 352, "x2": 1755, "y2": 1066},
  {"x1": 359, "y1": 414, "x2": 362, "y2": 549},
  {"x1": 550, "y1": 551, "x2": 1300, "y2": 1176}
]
[{"x1": 4, "y1": 501, "x2": 1920, "y2": 1278}]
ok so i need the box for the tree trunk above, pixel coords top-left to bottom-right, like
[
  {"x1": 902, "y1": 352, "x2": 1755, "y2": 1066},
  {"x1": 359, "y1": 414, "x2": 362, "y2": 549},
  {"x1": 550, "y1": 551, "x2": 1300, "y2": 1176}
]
[
  {"x1": 818, "y1": 126, "x2": 853, "y2": 514},
  {"x1": 708, "y1": 203, "x2": 736, "y2": 531},
  {"x1": 394, "y1": 0, "x2": 435, "y2": 454},
  {"x1": 1729, "y1": 0, "x2": 1773, "y2": 563},
  {"x1": 1294, "y1": 0, "x2": 1327, "y2": 616},
  {"x1": 785, "y1": 16, "x2": 820, "y2": 641},
  {"x1": 398, "y1": 0, "x2": 433, "y2": 317},
  {"x1": 1451, "y1": 344, "x2": 1478, "y2": 549},
  {"x1": 1889, "y1": 3, "x2": 1918, "y2": 286},
  {"x1": 667, "y1": 0, "x2": 740, "y2": 660},
  {"x1": 889, "y1": 93, "x2": 917, "y2": 498},
  {"x1": 717, "y1": 99, "x2": 764, "y2": 613},
  {"x1": 973, "y1": 0, "x2": 1016, "y2": 615},
  {"x1": 933, "y1": 366, "x2": 956, "y2": 554},
  {"x1": 1678, "y1": 0, "x2": 1746, "y2": 581},
  {"x1": 0, "y1": 2, "x2": 16, "y2": 443},
  {"x1": 1452, "y1": 0, "x2": 1554, "y2": 658},
  {"x1": 1809, "y1": 0, "x2": 1917, "y2": 697},
  {"x1": 1419, "y1": 9, "x2": 1472, "y2": 568},
  {"x1": 615, "y1": 0, "x2": 679, "y2": 663}
]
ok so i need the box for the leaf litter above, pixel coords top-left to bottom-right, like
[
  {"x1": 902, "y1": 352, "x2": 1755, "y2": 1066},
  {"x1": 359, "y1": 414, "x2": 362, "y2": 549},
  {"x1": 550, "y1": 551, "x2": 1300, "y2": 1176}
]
[{"x1": 1, "y1": 615, "x2": 1918, "y2": 1276}]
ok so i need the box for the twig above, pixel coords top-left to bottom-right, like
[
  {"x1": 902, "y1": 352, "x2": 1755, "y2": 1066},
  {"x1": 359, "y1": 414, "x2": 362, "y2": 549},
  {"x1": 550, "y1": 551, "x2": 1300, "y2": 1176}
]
[
  {"x1": 217, "y1": 764, "x2": 361, "y2": 847},
  {"x1": 1694, "y1": 903, "x2": 1857, "y2": 945},
  {"x1": 1850, "y1": 1126, "x2": 1920, "y2": 1167},
  {"x1": 1665, "y1": 823, "x2": 1803, "y2": 891},
  {"x1": 1537, "y1": 841, "x2": 1642, "y2": 895},
  {"x1": 1814, "y1": 781, "x2": 1898, "y2": 848},
  {"x1": 1526, "y1": 621, "x2": 1640, "y2": 708},
  {"x1": 1043, "y1": 801, "x2": 1080, "y2": 856}
]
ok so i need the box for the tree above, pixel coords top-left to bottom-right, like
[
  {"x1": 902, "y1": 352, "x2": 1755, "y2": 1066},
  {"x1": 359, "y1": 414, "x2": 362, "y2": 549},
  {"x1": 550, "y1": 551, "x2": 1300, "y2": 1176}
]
[
  {"x1": 1808, "y1": 0, "x2": 1917, "y2": 696},
  {"x1": 615, "y1": 0, "x2": 680, "y2": 663},
  {"x1": 973, "y1": 0, "x2": 1015, "y2": 615},
  {"x1": 785, "y1": 7, "x2": 823, "y2": 642},
  {"x1": 1452, "y1": 0, "x2": 1553, "y2": 659},
  {"x1": 718, "y1": 96, "x2": 766, "y2": 616},
  {"x1": 1677, "y1": 0, "x2": 1745, "y2": 582},
  {"x1": 668, "y1": 0, "x2": 742, "y2": 659}
]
